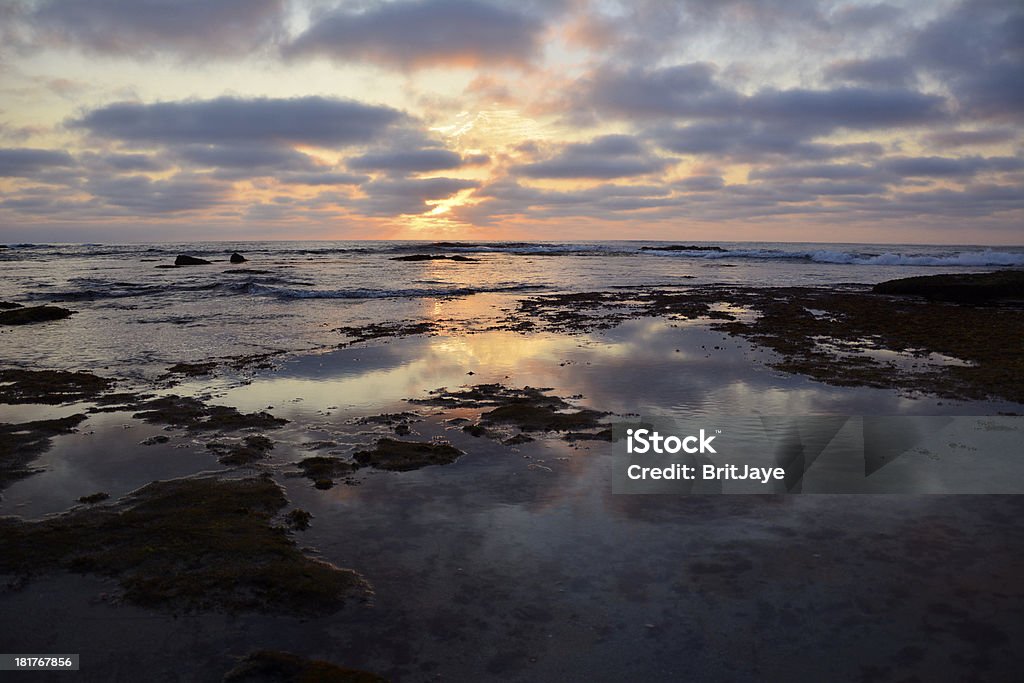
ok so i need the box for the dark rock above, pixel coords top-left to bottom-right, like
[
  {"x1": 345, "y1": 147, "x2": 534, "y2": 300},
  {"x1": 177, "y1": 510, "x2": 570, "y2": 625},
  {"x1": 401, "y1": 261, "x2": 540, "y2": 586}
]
[
  {"x1": 353, "y1": 438, "x2": 463, "y2": 471},
  {"x1": 229, "y1": 252, "x2": 247, "y2": 264},
  {"x1": 390, "y1": 254, "x2": 477, "y2": 262},
  {"x1": 174, "y1": 255, "x2": 211, "y2": 266},
  {"x1": 0, "y1": 305, "x2": 75, "y2": 325},
  {"x1": 0, "y1": 369, "x2": 111, "y2": 404},
  {"x1": 78, "y1": 492, "x2": 110, "y2": 504},
  {"x1": 640, "y1": 245, "x2": 726, "y2": 252},
  {"x1": 873, "y1": 270, "x2": 1024, "y2": 303},
  {"x1": 0, "y1": 301, "x2": 23, "y2": 310},
  {"x1": 132, "y1": 395, "x2": 288, "y2": 431}
]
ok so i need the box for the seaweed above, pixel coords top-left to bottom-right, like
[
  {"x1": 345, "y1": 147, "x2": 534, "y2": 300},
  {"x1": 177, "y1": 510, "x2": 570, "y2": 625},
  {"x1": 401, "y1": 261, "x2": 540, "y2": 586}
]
[
  {"x1": 0, "y1": 368, "x2": 112, "y2": 404},
  {"x1": 353, "y1": 438, "x2": 463, "y2": 471},
  {"x1": 207, "y1": 435, "x2": 275, "y2": 465},
  {"x1": 414, "y1": 384, "x2": 609, "y2": 436},
  {"x1": 293, "y1": 456, "x2": 359, "y2": 483},
  {"x1": 334, "y1": 321, "x2": 435, "y2": 345},
  {"x1": 132, "y1": 395, "x2": 288, "y2": 432},
  {"x1": 0, "y1": 475, "x2": 368, "y2": 615},
  {"x1": 163, "y1": 362, "x2": 218, "y2": 377}
]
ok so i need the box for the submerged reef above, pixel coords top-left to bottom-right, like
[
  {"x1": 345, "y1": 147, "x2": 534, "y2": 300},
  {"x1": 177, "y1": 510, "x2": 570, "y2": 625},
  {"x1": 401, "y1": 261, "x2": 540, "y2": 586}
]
[
  {"x1": 0, "y1": 475, "x2": 368, "y2": 615},
  {"x1": 0, "y1": 369, "x2": 111, "y2": 404},
  {"x1": 334, "y1": 321, "x2": 436, "y2": 345},
  {"x1": 132, "y1": 395, "x2": 288, "y2": 431},
  {"x1": 413, "y1": 384, "x2": 611, "y2": 440},
  {"x1": 353, "y1": 438, "x2": 463, "y2": 471}
]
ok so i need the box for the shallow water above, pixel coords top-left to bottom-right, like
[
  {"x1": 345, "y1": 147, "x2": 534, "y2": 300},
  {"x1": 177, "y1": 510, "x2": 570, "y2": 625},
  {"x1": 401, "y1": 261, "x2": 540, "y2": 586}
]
[{"x1": 2, "y1": 241, "x2": 1023, "y2": 680}]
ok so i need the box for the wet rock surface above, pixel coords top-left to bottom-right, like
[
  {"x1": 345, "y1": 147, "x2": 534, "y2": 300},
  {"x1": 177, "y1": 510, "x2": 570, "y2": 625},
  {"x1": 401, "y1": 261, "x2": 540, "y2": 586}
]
[
  {"x1": 0, "y1": 305, "x2": 75, "y2": 325},
  {"x1": 873, "y1": 270, "x2": 1024, "y2": 303}
]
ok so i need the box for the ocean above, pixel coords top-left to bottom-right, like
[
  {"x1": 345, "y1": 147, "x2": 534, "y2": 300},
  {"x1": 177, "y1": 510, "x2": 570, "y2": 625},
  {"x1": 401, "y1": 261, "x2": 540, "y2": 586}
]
[{"x1": 3, "y1": 240, "x2": 1022, "y2": 375}]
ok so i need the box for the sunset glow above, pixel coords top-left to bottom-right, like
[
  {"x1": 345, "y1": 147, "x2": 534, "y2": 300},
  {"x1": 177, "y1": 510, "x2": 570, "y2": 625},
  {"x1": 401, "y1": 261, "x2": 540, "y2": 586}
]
[{"x1": 0, "y1": 0, "x2": 1021, "y2": 243}]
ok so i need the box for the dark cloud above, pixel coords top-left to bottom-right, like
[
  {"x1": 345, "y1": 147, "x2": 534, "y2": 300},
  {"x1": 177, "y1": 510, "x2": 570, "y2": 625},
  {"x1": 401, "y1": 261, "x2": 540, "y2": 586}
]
[
  {"x1": 175, "y1": 144, "x2": 325, "y2": 172},
  {"x1": 512, "y1": 134, "x2": 671, "y2": 179},
  {"x1": 286, "y1": 0, "x2": 544, "y2": 69},
  {"x1": 348, "y1": 148, "x2": 485, "y2": 174},
  {"x1": 25, "y1": 0, "x2": 285, "y2": 57},
  {"x1": 583, "y1": 63, "x2": 738, "y2": 119},
  {"x1": 912, "y1": 0, "x2": 1024, "y2": 121},
  {"x1": 749, "y1": 163, "x2": 876, "y2": 181},
  {"x1": 279, "y1": 172, "x2": 369, "y2": 186},
  {"x1": 72, "y1": 96, "x2": 407, "y2": 148},
  {"x1": 878, "y1": 155, "x2": 1024, "y2": 178},
  {"x1": 85, "y1": 173, "x2": 227, "y2": 214},
  {"x1": 0, "y1": 147, "x2": 75, "y2": 176},
  {"x1": 454, "y1": 179, "x2": 679, "y2": 225},
  {"x1": 923, "y1": 128, "x2": 1018, "y2": 148},
  {"x1": 653, "y1": 121, "x2": 886, "y2": 162},
  {"x1": 824, "y1": 57, "x2": 916, "y2": 87},
  {"x1": 84, "y1": 152, "x2": 167, "y2": 173},
  {"x1": 746, "y1": 86, "x2": 947, "y2": 132},
  {"x1": 676, "y1": 175, "x2": 725, "y2": 192},
  {"x1": 581, "y1": 63, "x2": 947, "y2": 140},
  {"x1": 355, "y1": 176, "x2": 480, "y2": 216}
]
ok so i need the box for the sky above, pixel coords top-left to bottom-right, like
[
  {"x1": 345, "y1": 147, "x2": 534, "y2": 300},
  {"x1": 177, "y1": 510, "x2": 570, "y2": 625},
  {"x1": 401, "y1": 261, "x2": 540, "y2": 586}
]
[{"x1": 0, "y1": 0, "x2": 1021, "y2": 244}]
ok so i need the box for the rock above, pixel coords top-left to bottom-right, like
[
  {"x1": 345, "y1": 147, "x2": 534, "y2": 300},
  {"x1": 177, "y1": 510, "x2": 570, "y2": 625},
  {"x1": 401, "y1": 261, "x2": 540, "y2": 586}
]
[
  {"x1": 0, "y1": 301, "x2": 24, "y2": 310},
  {"x1": 0, "y1": 305, "x2": 75, "y2": 325},
  {"x1": 389, "y1": 254, "x2": 477, "y2": 262},
  {"x1": 174, "y1": 255, "x2": 211, "y2": 266},
  {"x1": 640, "y1": 245, "x2": 726, "y2": 252},
  {"x1": 873, "y1": 270, "x2": 1024, "y2": 303},
  {"x1": 229, "y1": 252, "x2": 246, "y2": 264}
]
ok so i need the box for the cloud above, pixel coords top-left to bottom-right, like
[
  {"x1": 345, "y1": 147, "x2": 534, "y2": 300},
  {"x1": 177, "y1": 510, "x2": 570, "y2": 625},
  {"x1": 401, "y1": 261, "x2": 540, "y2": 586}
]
[
  {"x1": 81, "y1": 152, "x2": 167, "y2": 172},
  {"x1": 72, "y1": 96, "x2": 407, "y2": 148},
  {"x1": 748, "y1": 163, "x2": 877, "y2": 181},
  {"x1": 579, "y1": 63, "x2": 947, "y2": 140},
  {"x1": 676, "y1": 175, "x2": 725, "y2": 192},
  {"x1": 512, "y1": 134, "x2": 671, "y2": 179},
  {"x1": 652, "y1": 121, "x2": 886, "y2": 162},
  {"x1": 286, "y1": 0, "x2": 545, "y2": 69},
  {"x1": 878, "y1": 155, "x2": 1024, "y2": 178},
  {"x1": 175, "y1": 144, "x2": 325, "y2": 172},
  {"x1": 911, "y1": 0, "x2": 1024, "y2": 121},
  {"x1": 24, "y1": 0, "x2": 286, "y2": 57},
  {"x1": 85, "y1": 173, "x2": 227, "y2": 214},
  {"x1": 279, "y1": 172, "x2": 368, "y2": 186},
  {"x1": 824, "y1": 57, "x2": 916, "y2": 87},
  {"x1": 348, "y1": 148, "x2": 486, "y2": 174},
  {"x1": 583, "y1": 63, "x2": 738, "y2": 119},
  {"x1": 923, "y1": 128, "x2": 1019, "y2": 148},
  {"x1": 0, "y1": 147, "x2": 75, "y2": 176},
  {"x1": 355, "y1": 176, "x2": 480, "y2": 216}
]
